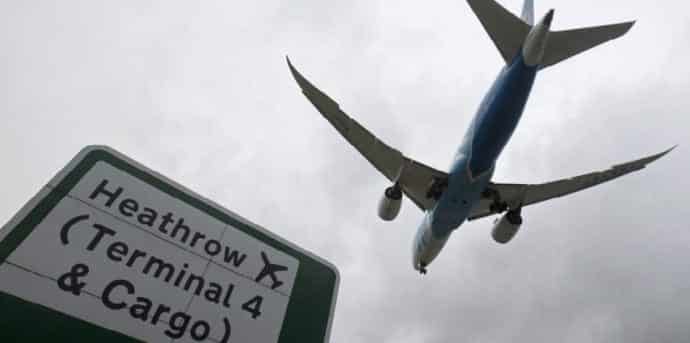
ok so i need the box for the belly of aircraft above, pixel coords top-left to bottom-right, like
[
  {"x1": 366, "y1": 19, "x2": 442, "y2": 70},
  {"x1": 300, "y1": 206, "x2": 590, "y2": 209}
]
[{"x1": 430, "y1": 166, "x2": 493, "y2": 237}]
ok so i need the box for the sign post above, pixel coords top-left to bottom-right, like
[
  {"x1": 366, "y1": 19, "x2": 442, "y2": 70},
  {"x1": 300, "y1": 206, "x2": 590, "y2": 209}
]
[{"x1": 0, "y1": 146, "x2": 338, "y2": 342}]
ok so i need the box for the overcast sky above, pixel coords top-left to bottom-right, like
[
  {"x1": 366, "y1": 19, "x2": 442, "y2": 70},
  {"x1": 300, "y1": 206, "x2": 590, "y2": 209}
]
[{"x1": 2, "y1": 0, "x2": 689, "y2": 342}]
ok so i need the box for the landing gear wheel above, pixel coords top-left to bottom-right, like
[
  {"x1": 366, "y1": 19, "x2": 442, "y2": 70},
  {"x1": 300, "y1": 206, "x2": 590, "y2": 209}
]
[{"x1": 426, "y1": 177, "x2": 448, "y2": 200}]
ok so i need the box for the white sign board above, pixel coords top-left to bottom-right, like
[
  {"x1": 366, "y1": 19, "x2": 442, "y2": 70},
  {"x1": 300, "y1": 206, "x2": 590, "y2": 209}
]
[{"x1": 0, "y1": 146, "x2": 338, "y2": 343}]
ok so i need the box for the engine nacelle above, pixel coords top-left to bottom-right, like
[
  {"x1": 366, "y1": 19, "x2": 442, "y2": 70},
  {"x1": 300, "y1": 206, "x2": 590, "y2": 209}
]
[
  {"x1": 491, "y1": 210, "x2": 523, "y2": 244},
  {"x1": 378, "y1": 184, "x2": 403, "y2": 221}
]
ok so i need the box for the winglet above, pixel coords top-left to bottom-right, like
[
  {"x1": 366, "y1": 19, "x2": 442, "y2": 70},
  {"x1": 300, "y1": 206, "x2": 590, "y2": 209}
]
[
  {"x1": 286, "y1": 55, "x2": 346, "y2": 131},
  {"x1": 646, "y1": 145, "x2": 676, "y2": 163},
  {"x1": 286, "y1": 55, "x2": 306, "y2": 90},
  {"x1": 286, "y1": 55, "x2": 331, "y2": 103},
  {"x1": 521, "y1": 0, "x2": 534, "y2": 25},
  {"x1": 655, "y1": 145, "x2": 678, "y2": 161},
  {"x1": 286, "y1": 55, "x2": 310, "y2": 92},
  {"x1": 285, "y1": 55, "x2": 296, "y2": 75},
  {"x1": 612, "y1": 145, "x2": 676, "y2": 170},
  {"x1": 286, "y1": 55, "x2": 316, "y2": 93}
]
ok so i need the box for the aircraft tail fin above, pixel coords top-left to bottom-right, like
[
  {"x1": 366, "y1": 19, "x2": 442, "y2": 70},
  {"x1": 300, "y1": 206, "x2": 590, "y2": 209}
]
[
  {"x1": 467, "y1": 0, "x2": 532, "y2": 64},
  {"x1": 468, "y1": 0, "x2": 634, "y2": 68},
  {"x1": 521, "y1": 0, "x2": 534, "y2": 25},
  {"x1": 540, "y1": 21, "x2": 635, "y2": 68}
]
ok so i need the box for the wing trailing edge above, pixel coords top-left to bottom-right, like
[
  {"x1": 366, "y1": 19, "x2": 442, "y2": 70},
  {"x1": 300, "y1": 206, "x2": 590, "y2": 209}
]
[
  {"x1": 287, "y1": 56, "x2": 449, "y2": 212},
  {"x1": 469, "y1": 146, "x2": 676, "y2": 220}
]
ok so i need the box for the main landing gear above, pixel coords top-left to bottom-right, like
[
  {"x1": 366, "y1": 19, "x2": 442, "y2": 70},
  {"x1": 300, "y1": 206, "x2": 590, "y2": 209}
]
[
  {"x1": 483, "y1": 187, "x2": 508, "y2": 213},
  {"x1": 426, "y1": 177, "x2": 448, "y2": 200}
]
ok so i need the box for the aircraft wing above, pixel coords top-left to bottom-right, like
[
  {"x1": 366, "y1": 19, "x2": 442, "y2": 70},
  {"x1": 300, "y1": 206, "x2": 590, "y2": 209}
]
[
  {"x1": 287, "y1": 57, "x2": 448, "y2": 211},
  {"x1": 469, "y1": 147, "x2": 675, "y2": 220}
]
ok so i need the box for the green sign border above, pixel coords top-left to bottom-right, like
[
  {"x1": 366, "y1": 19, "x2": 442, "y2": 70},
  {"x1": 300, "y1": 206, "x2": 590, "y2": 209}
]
[{"x1": 0, "y1": 146, "x2": 339, "y2": 342}]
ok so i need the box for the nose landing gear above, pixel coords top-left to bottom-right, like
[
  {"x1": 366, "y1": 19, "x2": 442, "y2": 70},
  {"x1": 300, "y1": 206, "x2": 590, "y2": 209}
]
[{"x1": 419, "y1": 263, "x2": 428, "y2": 275}]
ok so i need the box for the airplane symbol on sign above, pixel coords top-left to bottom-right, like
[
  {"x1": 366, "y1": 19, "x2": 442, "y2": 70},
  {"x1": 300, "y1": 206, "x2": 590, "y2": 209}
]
[{"x1": 255, "y1": 251, "x2": 288, "y2": 290}]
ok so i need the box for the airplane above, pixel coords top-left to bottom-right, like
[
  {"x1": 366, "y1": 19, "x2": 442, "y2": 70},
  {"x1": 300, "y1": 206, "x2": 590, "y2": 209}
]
[
  {"x1": 287, "y1": 0, "x2": 674, "y2": 274},
  {"x1": 255, "y1": 251, "x2": 288, "y2": 289}
]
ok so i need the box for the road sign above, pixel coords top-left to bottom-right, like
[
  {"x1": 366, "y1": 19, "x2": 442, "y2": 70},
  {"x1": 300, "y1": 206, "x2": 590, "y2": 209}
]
[{"x1": 0, "y1": 146, "x2": 339, "y2": 342}]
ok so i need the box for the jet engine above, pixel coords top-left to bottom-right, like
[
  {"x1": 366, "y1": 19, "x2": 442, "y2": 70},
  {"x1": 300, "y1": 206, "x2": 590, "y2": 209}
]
[
  {"x1": 378, "y1": 184, "x2": 403, "y2": 221},
  {"x1": 491, "y1": 209, "x2": 523, "y2": 244}
]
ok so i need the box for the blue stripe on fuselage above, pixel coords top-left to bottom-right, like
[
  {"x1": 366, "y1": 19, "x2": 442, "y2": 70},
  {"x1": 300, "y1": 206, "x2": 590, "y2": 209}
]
[{"x1": 429, "y1": 55, "x2": 538, "y2": 238}]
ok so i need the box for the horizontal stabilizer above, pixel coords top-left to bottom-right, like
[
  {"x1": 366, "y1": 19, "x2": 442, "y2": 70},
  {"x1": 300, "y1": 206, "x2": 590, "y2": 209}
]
[
  {"x1": 541, "y1": 21, "x2": 635, "y2": 68},
  {"x1": 467, "y1": 0, "x2": 531, "y2": 64}
]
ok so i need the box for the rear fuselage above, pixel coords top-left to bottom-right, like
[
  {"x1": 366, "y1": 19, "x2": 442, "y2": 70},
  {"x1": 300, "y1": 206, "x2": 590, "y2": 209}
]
[{"x1": 412, "y1": 55, "x2": 538, "y2": 271}]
